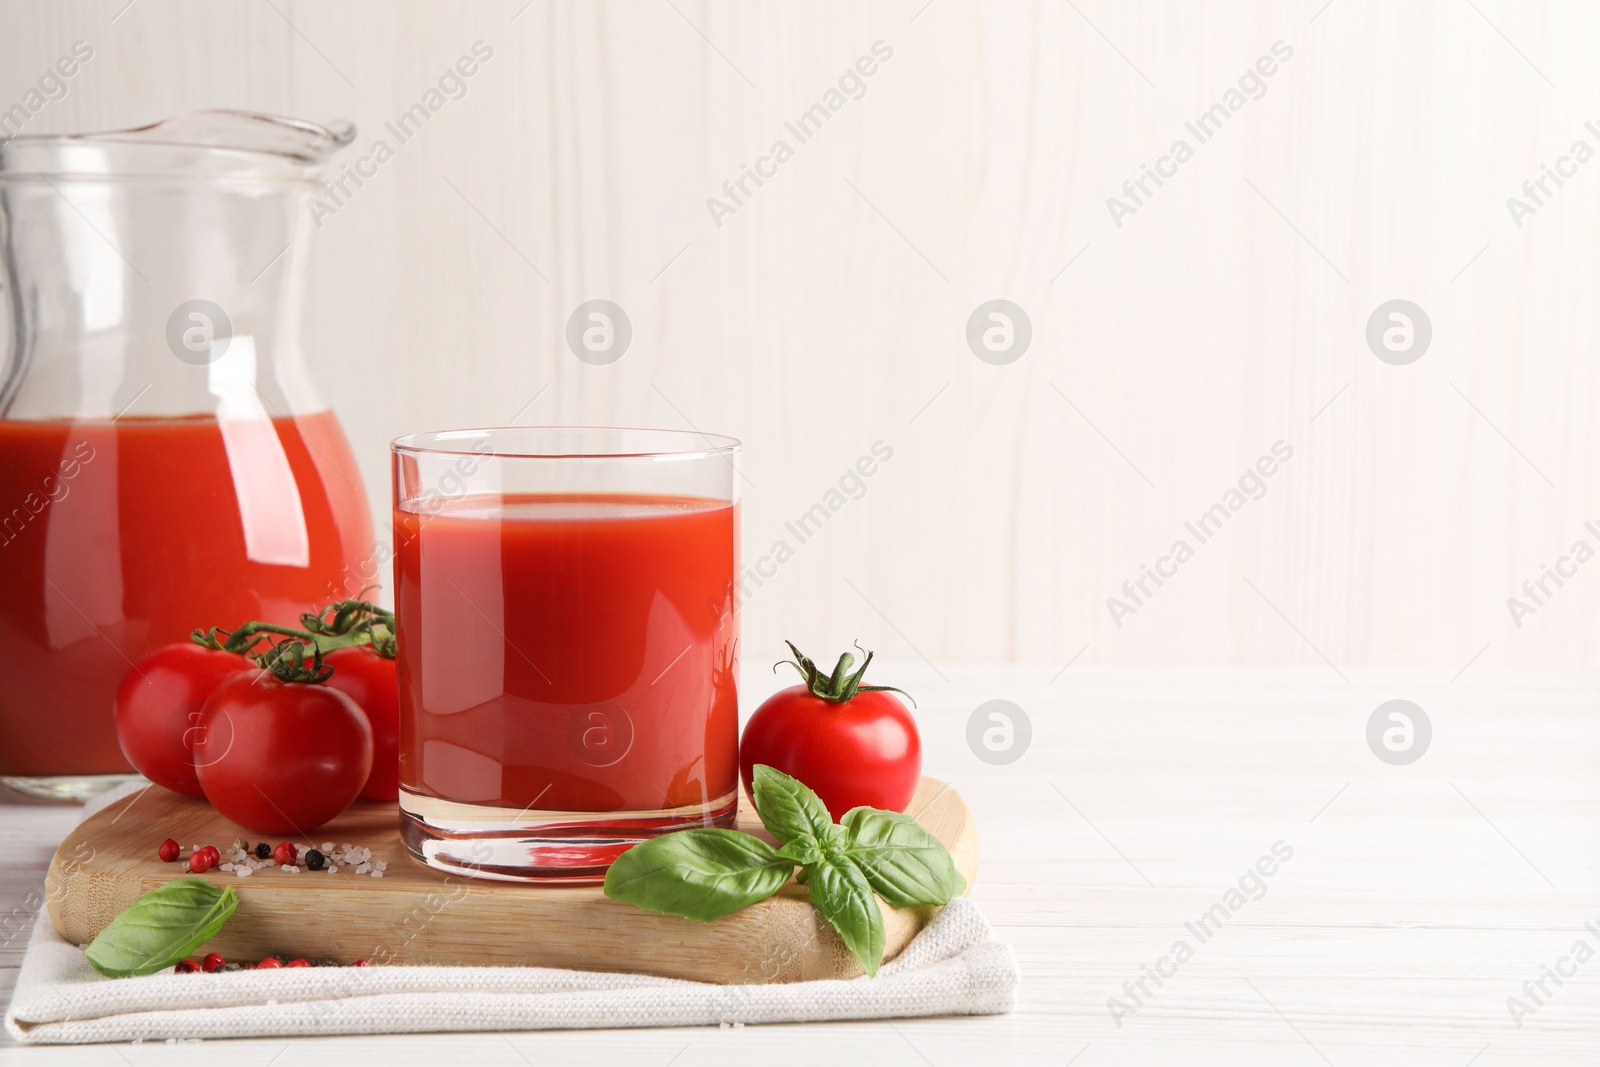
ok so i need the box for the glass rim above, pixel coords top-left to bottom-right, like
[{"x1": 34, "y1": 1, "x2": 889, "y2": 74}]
[
  {"x1": 0, "y1": 110, "x2": 352, "y2": 182},
  {"x1": 390, "y1": 425, "x2": 742, "y2": 460},
  {"x1": 0, "y1": 172, "x2": 323, "y2": 188}
]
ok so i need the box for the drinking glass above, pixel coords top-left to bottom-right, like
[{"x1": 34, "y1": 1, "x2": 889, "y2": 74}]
[{"x1": 392, "y1": 426, "x2": 740, "y2": 882}]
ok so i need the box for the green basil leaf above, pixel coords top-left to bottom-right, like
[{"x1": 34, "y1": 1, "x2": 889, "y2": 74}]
[
  {"x1": 603, "y1": 828, "x2": 794, "y2": 922},
  {"x1": 751, "y1": 764, "x2": 834, "y2": 847},
  {"x1": 837, "y1": 806, "x2": 966, "y2": 907},
  {"x1": 775, "y1": 837, "x2": 823, "y2": 868},
  {"x1": 84, "y1": 878, "x2": 238, "y2": 978},
  {"x1": 807, "y1": 854, "x2": 886, "y2": 977}
]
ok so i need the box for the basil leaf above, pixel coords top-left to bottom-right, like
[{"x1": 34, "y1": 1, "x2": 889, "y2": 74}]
[
  {"x1": 751, "y1": 764, "x2": 834, "y2": 847},
  {"x1": 806, "y1": 855, "x2": 886, "y2": 977},
  {"x1": 603, "y1": 828, "x2": 794, "y2": 922},
  {"x1": 775, "y1": 837, "x2": 823, "y2": 868},
  {"x1": 837, "y1": 807, "x2": 966, "y2": 907},
  {"x1": 84, "y1": 878, "x2": 238, "y2": 978}
]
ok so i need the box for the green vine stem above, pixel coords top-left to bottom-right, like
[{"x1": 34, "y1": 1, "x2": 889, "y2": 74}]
[{"x1": 189, "y1": 595, "x2": 396, "y2": 683}]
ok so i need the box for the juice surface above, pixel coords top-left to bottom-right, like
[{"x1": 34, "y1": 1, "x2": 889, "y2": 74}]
[
  {"x1": 0, "y1": 412, "x2": 373, "y2": 776},
  {"x1": 394, "y1": 493, "x2": 739, "y2": 813}
]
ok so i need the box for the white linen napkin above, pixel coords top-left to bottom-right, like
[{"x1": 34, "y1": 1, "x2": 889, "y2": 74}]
[{"x1": 5, "y1": 785, "x2": 1017, "y2": 1044}]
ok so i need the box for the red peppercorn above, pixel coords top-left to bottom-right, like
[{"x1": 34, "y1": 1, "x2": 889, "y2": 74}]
[
  {"x1": 201, "y1": 952, "x2": 226, "y2": 973},
  {"x1": 188, "y1": 850, "x2": 213, "y2": 874},
  {"x1": 272, "y1": 843, "x2": 298, "y2": 866},
  {"x1": 352, "y1": 959, "x2": 370, "y2": 967},
  {"x1": 158, "y1": 839, "x2": 180, "y2": 863},
  {"x1": 200, "y1": 845, "x2": 221, "y2": 865},
  {"x1": 256, "y1": 957, "x2": 282, "y2": 969},
  {"x1": 173, "y1": 959, "x2": 199, "y2": 973},
  {"x1": 286, "y1": 958, "x2": 310, "y2": 968}
]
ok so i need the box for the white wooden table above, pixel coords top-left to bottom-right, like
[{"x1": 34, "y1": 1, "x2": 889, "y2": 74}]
[{"x1": 3, "y1": 665, "x2": 1596, "y2": 1064}]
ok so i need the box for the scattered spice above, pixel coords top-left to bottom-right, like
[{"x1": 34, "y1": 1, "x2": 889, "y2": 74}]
[
  {"x1": 172, "y1": 954, "x2": 372, "y2": 974},
  {"x1": 154, "y1": 838, "x2": 388, "y2": 879}
]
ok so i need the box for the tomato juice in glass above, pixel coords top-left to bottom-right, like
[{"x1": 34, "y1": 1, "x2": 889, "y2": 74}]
[
  {"x1": 392, "y1": 427, "x2": 740, "y2": 882},
  {"x1": 0, "y1": 411, "x2": 373, "y2": 784}
]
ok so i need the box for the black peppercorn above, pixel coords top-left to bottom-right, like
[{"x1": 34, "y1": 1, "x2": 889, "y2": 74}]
[
  {"x1": 254, "y1": 842, "x2": 272, "y2": 860},
  {"x1": 305, "y1": 848, "x2": 326, "y2": 871}
]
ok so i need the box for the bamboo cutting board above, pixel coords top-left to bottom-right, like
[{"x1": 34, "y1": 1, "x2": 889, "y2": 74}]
[{"x1": 45, "y1": 778, "x2": 976, "y2": 984}]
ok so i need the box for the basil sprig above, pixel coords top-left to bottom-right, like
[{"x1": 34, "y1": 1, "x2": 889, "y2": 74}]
[
  {"x1": 84, "y1": 877, "x2": 238, "y2": 977},
  {"x1": 602, "y1": 765, "x2": 965, "y2": 976}
]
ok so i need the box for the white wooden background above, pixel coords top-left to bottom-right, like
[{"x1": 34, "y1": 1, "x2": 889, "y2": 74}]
[{"x1": 2, "y1": 0, "x2": 1598, "y2": 677}]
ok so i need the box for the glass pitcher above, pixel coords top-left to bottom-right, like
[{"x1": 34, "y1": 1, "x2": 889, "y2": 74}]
[{"x1": 0, "y1": 111, "x2": 374, "y2": 800}]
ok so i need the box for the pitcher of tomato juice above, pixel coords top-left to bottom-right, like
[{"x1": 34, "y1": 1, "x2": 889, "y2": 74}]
[{"x1": 0, "y1": 112, "x2": 374, "y2": 800}]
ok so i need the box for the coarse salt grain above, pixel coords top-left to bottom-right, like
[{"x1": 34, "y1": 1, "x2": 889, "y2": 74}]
[
  {"x1": 355, "y1": 864, "x2": 369, "y2": 875},
  {"x1": 326, "y1": 866, "x2": 338, "y2": 874},
  {"x1": 236, "y1": 865, "x2": 252, "y2": 877},
  {"x1": 219, "y1": 863, "x2": 233, "y2": 872},
  {"x1": 371, "y1": 871, "x2": 383, "y2": 878},
  {"x1": 321, "y1": 842, "x2": 334, "y2": 852}
]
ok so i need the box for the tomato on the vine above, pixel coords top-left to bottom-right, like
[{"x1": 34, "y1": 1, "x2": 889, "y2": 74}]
[
  {"x1": 322, "y1": 646, "x2": 398, "y2": 801},
  {"x1": 194, "y1": 670, "x2": 373, "y2": 835},
  {"x1": 738, "y1": 642, "x2": 921, "y2": 820},
  {"x1": 113, "y1": 643, "x2": 251, "y2": 797}
]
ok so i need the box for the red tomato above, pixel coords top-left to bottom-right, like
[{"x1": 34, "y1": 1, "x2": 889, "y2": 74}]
[
  {"x1": 113, "y1": 644, "x2": 251, "y2": 797},
  {"x1": 738, "y1": 644, "x2": 921, "y2": 820},
  {"x1": 322, "y1": 647, "x2": 399, "y2": 801},
  {"x1": 194, "y1": 671, "x2": 373, "y2": 835}
]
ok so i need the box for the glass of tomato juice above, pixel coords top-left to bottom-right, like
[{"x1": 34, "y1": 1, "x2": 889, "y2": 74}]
[{"x1": 391, "y1": 427, "x2": 740, "y2": 881}]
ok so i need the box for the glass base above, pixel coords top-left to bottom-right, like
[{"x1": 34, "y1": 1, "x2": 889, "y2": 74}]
[
  {"x1": 0, "y1": 772, "x2": 144, "y2": 803},
  {"x1": 399, "y1": 787, "x2": 739, "y2": 884}
]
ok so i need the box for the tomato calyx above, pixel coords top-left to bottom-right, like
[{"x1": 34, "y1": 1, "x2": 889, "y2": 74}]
[
  {"x1": 774, "y1": 640, "x2": 915, "y2": 706},
  {"x1": 255, "y1": 639, "x2": 334, "y2": 683}
]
